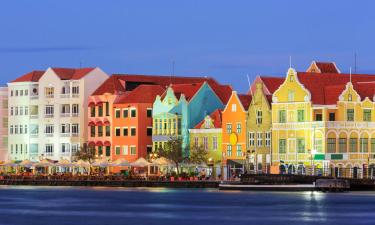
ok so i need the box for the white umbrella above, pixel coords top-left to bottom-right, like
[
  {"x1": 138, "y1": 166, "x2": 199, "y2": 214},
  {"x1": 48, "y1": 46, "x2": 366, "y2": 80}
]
[
  {"x1": 73, "y1": 160, "x2": 91, "y2": 167},
  {"x1": 110, "y1": 158, "x2": 131, "y2": 167},
  {"x1": 153, "y1": 157, "x2": 173, "y2": 166},
  {"x1": 35, "y1": 159, "x2": 54, "y2": 167},
  {"x1": 92, "y1": 159, "x2": 110, "y2": 167},
  {"x1": 1, "y1": 161, "x2": 18, "y2": 167},
  {"x1": 19, "y1": 160, "x2": 36, "y2": 168},
  {"x1": 130, "y1": 157, "x2": 151, "y2": 167},
  {"x1": 56, "y1": 159, "x2": 73, "y2": 167}
]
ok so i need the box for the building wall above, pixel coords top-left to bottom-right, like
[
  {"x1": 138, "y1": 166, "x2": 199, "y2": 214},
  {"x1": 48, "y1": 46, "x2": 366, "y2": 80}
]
[
  {"x1": 112, "y1": 103, "x2": 153, "y2": 162},
  {"x1": 222, "y1": 92, "x2": 247, "y2": 164},
  {"x1": 0, "y1": 87, "x2": 8, "y2": 161}
]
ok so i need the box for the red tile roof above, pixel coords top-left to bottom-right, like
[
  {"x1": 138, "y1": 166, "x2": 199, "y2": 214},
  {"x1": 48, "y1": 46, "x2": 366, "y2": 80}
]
[
  {"x1": 51, "y1": 68, "x2": 95, "y2": 80},
  {"x1": 114, "y1": 85, "x2": 165, "y2": 104},
  {"x1": 166, "y1": 83, "x2": 204, "y2": 101},
  {"x1": 238, "y1": 94, "x2": 252, "y2": 110},
  {"x1": 11, "y1": 70, "x2": 45, "y2": 83},
  {"x1": 92, "y1": 74, "x2": 221, "y2": 96},
  {"x1": 257, "y1": 76, "x2": 284, "y2": 94},
  {"x1": 210, "y1": 84, "x2": 233, "y2": 104},
  {"x1": 314, "y1": 62, "x2": 339, "y2": 73},
  {"x1": 194, "y1": 109, "x2": 222, "y2": 129}
]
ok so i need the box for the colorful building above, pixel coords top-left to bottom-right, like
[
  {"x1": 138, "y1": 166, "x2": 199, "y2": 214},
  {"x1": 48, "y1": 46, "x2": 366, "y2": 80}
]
[
  {"x1": 88, "y1": 74, "x2": 229, "y2": 160},
  {"x1": 189, "y1": 109, "x2": 222, "y2": 177},
  {"x1": 272, "y1": 62, "x2": 375, "y2": 178},
  {"x1": 221, "y1": 91, "x2": 252, "y2": 178},
  {"x1": 112, "y1": 85, "x2": 165, "y2": 162},
  {"x1": 246, "y1": 82, "x2": 272, "y2": 173},
  {"x1": 8, "y1": 68, "x2": 109, "y2": 161},
  {"x1": 152, "y1": 82, "x2": 231, "y2": 156},
  {"x1": 0, "y1": 87, "x2": 8, "y2": 161}
]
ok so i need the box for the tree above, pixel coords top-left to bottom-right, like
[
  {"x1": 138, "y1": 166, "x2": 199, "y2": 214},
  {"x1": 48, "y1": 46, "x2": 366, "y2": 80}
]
[
  {"x1": 189, "y1": 145, "x2": 208, "y2": 165},
  {"x1": 73, "y1": 143, "x2": 96, "y2": 163},
  {"x1": 156, "y1": 137, "x2": 185, "y2": 175}
]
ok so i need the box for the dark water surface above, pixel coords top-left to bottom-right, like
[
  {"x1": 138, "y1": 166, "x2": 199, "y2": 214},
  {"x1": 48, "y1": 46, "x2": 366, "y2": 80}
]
[{"x1": 0, "y1": 186, "x2": 374, "y2": 225}]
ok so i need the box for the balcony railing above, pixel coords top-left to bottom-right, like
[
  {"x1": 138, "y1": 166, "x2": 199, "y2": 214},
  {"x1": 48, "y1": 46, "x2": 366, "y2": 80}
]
[
  {"x1": 60, "y1": 93, "x2": 70, "y2": 98},
  {"x1": 45, "y1": 133, "x2": 54, "y2": 137},
  {"x1": 30, "y1": 114, "x2": 38, "y2": 119},
  {"x1": 44, "y1": 114, "x2": 54, "y2": 118},
  {"x1": 273, "y1": 121, "x2": 375, "y2": 130},
  {"x1": 72, "y1": 133, "x2": 79, "y2": 137},
  {"x1": 72, "y1": 113, "x2": 79, "y2": 117},
  {"x1": 45, "y1": 95, "x2": 54, "y2": 99},
  {"x1": 72, "y1": 94, "x2": 79, "y2": 98},
  {"x1": 60, "y1": 133, "x2": 71, "y2": 137},
  {"x1": 30, "y1": 95, "x2": 38, "y2": 100},
  {"x1": 60, "y1": 113, "x2": 70, "y2": 118},
  {"x1": 326, "y1": 121, "x2": 375, "y2": 129}
]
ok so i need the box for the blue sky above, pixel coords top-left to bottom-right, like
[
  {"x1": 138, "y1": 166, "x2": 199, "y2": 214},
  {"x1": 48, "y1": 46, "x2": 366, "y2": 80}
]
[{"x1": 0, "y1": 0, "x2": 374, "y2": 92}]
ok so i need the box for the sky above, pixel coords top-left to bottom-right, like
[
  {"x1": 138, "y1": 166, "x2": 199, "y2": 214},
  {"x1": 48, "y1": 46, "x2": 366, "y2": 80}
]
[{"x1": 0, "y1": 0, "x2": 374, "y2": 93}]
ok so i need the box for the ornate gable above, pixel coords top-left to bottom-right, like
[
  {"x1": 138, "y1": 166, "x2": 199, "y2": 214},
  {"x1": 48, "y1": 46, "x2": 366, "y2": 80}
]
[{"x1": 338, "y1": 82, "x2": 361, "y2": 102}]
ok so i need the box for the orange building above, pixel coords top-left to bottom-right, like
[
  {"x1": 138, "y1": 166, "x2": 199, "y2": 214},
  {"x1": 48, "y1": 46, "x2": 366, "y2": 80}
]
[
  {"x1": 112, "y1": 85, "x2": 165, "y2": 162},
  {"x1": 221, "y1": 91, "x2": 252, "y2": 179}
]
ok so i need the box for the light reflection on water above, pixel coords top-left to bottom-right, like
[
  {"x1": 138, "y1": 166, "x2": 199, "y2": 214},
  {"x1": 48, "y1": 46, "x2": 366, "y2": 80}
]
[{"x1": 0, "y1": 186, "x2": 374, "y2": 225}]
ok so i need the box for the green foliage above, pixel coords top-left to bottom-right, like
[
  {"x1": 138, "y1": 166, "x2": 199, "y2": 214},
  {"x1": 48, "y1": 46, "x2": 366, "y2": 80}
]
[
  {"x1": 156, "y1": 137, "x2": 185, "y2": 174},
  {"x1": 73, "y1": 143, "x2": 95, "y2": 163},
  {"x1": 189, "y1": 145, "x2": 208, "y2": 165}
]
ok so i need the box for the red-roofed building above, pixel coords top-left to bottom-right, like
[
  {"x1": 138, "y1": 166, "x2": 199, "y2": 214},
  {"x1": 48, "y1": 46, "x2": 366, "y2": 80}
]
[
  {"x1": 189, "y1": 109, "x2": 223, "y2": 178},
  {"x1": 8, "y1": 67, "x2": 109, "y2": 161},
  {"x1": 306, "y1": 61, "x2": 341, "y2": 74},
  {"x1": 111, "y1": 85, "x2": 165, "y2": 163}
]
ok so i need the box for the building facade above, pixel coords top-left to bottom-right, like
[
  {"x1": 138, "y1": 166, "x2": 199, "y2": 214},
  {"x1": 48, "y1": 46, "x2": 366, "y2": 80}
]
[
  {"x1": 8, "y1": 67, "x2": 108, "y2": 161},
  {"x1": 0, "y1": 87, "x2": 8, "y2": 161},
  {"x1": 189, "y1": 109, "x2": 222, "y2": 177}
]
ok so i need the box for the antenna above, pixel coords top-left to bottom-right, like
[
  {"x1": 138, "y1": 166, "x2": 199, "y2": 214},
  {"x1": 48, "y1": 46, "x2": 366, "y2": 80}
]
[
  {"x1": 170, "y1": 60, "x2": 175, "y2": 85},
  {"x1": 247, "y1": 74, "x2": 253, "y2": 96}
]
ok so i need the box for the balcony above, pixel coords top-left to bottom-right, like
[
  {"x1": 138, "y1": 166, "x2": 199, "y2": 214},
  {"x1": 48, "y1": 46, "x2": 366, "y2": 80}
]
[
  {"x1": 273, "y1": 121, "x2": 325, "y2": 130},
  {"x1": 30, "y1": 114, "x2": 38, "y2": 119},
  {"x1": 60, "y1": 113, "x2": 70, "y2": 118},
  {"x1": 72, "y1": 113, "x2": 79, "y2": 117},
  {"x1": 45, "y1": 95, "x2": 54, "y2": 99},
  {"x1": 44, "y1": 114, "x2": 54, "y2": 118},
  {"x1": 72, "y1": 133, "x2": 79, "y2": 137},
  {"x1": 45, "y1": 133, "x2": 54, "y2": 137},
  {"x1": 326, "y1": 121, "x2": 375, "y2": 129},
  {"x1": 72, "y1": 94, "x2": 79, "y2": 98},
  {"x1": 60, "y1": 133, "x2": 71, "y2": 137},
  {"x1": 60, "y1": 93, "x2": 70, "y2": 98},
  {"x1": 30, "y1": 95, "x2": 39, "y2": 100}
]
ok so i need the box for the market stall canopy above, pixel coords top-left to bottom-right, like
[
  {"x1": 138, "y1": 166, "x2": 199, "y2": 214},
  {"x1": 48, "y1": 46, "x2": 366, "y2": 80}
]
[
  {"x1": 130, "y1": 157, "x2": 150, "y2": 167},
  {"x1": 110, "y1": 158, "x2": 131, "y2": 167},
  {"x1": 153, "y1": 157, "x2": 173, "y2": 166},
  {"x1": 92, "y1": 159, "x2": 110, "y2": 167},
  {"x1": 56, "y1": 159, "x2": 73, "y2": 167},
  {"x1": 35, "y1": 159, "x2": 54, "y2": 167},
  {"x1": 19, "y1": 159, "x2": 36, "y2": 168},
  {"x1": 1, "y1": 161, "x2": 18, "y2": 167},
  {"x1": 73, "y1": 160, "x2": 91, "y2": 167}
]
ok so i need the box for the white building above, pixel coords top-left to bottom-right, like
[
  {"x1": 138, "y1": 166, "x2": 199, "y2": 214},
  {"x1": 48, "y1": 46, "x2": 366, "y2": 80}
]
[
  {"x1": 8, "y1": 67, "x2": 108, "y2": 161},
  {"x1": 0, "y1": 87, "x2": 8, "y2": 161}
]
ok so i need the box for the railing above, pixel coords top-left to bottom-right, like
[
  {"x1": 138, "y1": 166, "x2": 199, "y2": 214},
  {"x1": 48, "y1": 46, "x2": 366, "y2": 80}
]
[
  {"x1": 72, "y1": 94, "x2": 79, "y2": 98},
  {"x1": 326, "y1": 121, "x2": 375, "y2": 129},
  {"x1": 30, "y1": 95, "x2": 38, "y2": 100},
  {"x1": 60, "y1": 94, "x2": 70, "y2": 98},
  {"x1": 273, "y1": 121, "x2": 325, "y2": 129},
  {"x1": 44, "y1": 114, "x2": 54, "y2": 118},
  {"x1": 71, "y1": 133, "x2": 79, "y2": 137},
  {"x1": 72, "y1": 113, "x2": 79, "y2": 117},
  {"x1": 60, "y1": 133, "x2": 71, "y2": 137},
  {"x1": 30, "y1": 115, "x2": 38, "y2": 119},
  {"x1": 60, "y1": 113, "x2": 70, "y2": 117},
  {"x1": 273, "y1": 121, "x2": 375, "y2": 130},
  {"x1": 45, "y1": 95, "x2": 54, "y2": 99},
  {"x1": 45, "y1": 133, "x2": 54, "y2": 137}
]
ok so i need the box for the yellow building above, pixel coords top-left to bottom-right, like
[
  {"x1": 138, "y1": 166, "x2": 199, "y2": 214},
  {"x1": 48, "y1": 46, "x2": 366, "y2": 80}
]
[
  {"x1": 272, "y1": 62, "x2": 375, "y2": 178},
  {"x1": 246, "y1": 82, "x2": 272, "y2": 173}
]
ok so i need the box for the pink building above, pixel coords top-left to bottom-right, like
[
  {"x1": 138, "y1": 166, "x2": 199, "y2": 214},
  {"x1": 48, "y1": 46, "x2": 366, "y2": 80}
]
[{"x1": 0, "y1": 87, "x2": 8, "y2": 161}]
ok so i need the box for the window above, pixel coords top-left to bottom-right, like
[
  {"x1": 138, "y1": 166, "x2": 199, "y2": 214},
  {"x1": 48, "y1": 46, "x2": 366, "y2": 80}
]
[
  {"x1": 61, "y1": 143, "x2": 70, "y2": 154},
  {"x1": 327, "y1": 138, "x2": 336, "y2": 153},
  {"x1": 61, "y1": 124, "x2": 70, "y2": 134},
  {"x1": 72, "y1": 86, "x2": 79, "y2": 95},
  {"x1": 147, "y1": 127, "x2": 152, "y2": 136},
  {"x1": 347, "y1": 109, "x2": 354, "y2": 121},
  {"x1": 15, "y1": 107, "x2": 18, "y2": 116},
  {"x1": 15, "y1": 125, "x2": 18, "y2": 134},
  {"x1": 360, "y1": 138, "x2": 368, "y2": 153},
  {"x1": 248, "y1": 132, "x2": 255, "y2": 146},
  {"x1": 15, "y1": 90, "x2": 18, "y2": 96},
  {"x1": 106, "y1": 146, "x2": 111, "y2": 156},
  {"x1": 231, "y1": 104, "x2": 237, "y2": 112},
  {"x1": 25, "y1": 89, "x2": 28, "y2": 96},
  {"x1": 213, "y1": 136, "x2": 218, "y2": 150},
  {"x1": 194, "y1": 137, "x2": 199, "y2": 147},
  {"x1": 71, "y1": 144, "x2": 79, "y2": 154},
  {"x1": 90, "y1": 106, "x2": 95, "y2": 117},
  {"x1": 131, "y1": 109, "x2": 136, "y2": 117},
  {"x1": 104, "y1": 102, "x2": 109, "y2": 116},
  {"x1": 72, "y1": 104, "x2": 79, "y2": 115},
  {"x1": 147, "y1": 146, "x2": 152, "y2": 154},
  {"x1": 236, "y1": 123, "x2": 241, "y2": 134},
  {"x1": 203, "y1": 137, "x2": 208, "y2": 151},
  {"x1": 315, "y1": 114, "x2": 322, "y2": 121},
  {"x1": 279, "y1": 110, "x2": 286, "y2": 123},
  {"x1": 105, "y1": 126, "x2": 110, "y2": 136},
  {"x1": 349, "y1": 138, "x2": 357, "y2": 152},
  {"x1": 10, "y1": 90, "x2": 13, "y2": 97},
  {"x1": 10, "y1": 107, "x2": 13, "y2": 116},
  {"x1": 314, "y1": 139, "x2": 323, "y2": 153},
  {"x1": 90, "y1": 126, "x2": 95, "y2": 137},
  {"x1": 98, "y1": 105, "x2": 103, "y2": 117},
  {"x1": 257, "y1": 132, "x2": 263, "y2": 147},
  {"x1": 236, "y1": 145, "x2": 242, "y2": 157},
  {"x1": 98, "y1": 126, "x2": 103, "y2": 137},
  {"x1": 45, "y1": 124, "x2": 54, "y2": 135},
  {"x1": 115, "y1": 146, "x2": 121, "y2": 155},
  {"x1": 20, "y1": 106, "x2": 23, "y2": 116},
  {"x1": 20, "y1": 90, "x2": 24, "y2": 96},
  {"x1": 122, "y1": 146, "x2": 128, "y2": 155},
  {"x1": 226, "y1": 123, "x2": 232, "y2": 134},
  {"x1": 30, "y1": 124, "x2": 38, "y2": 135},
  {"x1": 25, "y1": 106, "x2": 28, "y2": 115},
  {"x1": 329, "y1": 113, "x2": 335, "y2": 121},
  {"x1": 147, "y1": 108, "x2": 152, "y2": 118},
  {"x1": 297, "y1": 110, "x2": 304, "y2": 122},
  {"x1": 71, "y1": 124, "x2": 79, "y2": 135},
  {"x1": 115, "y1": 109, "x2": 121, "y2": 118},
  {"x1": 348, "y1": 94, "x2": 352, "y2": 101},
  {"x1": 364, "y1": 109, "x2": 371, "y2": 122},
  {"x1": 227, "y1": 145, "x2": 232, "y2": 157},
  {"x1": 339, "y1": 138, "x2": 347, "y2": 153},
  {"x1": 30, "y1": 144, "x2": 38, "y2": 155},
  {"x1": 123, "y1": 127, "x2": 128, "y2": 136},
  {"x1": 256, "y1": 110, "x2": 263, "y2": 124},
  {"x1": 131, "y1": 127, "x2": 136, "y2": 136},
  {"x1": 288, "y1": 90, "x2": 295, "y2": 102},
  {"x1": 297, "y1": 138, "x2": 305, "y2": 153},
  {"x1": 44, "y1": 87, "x2": 54, "y2": 98},
  {"x1": 279, "y1": 139, "x2": 286, "y2": 153},
  {"x1": 265, "y1": 132, "x2": 271, "y2": 147},
  {"x1": 123, "y1": 109, "x2": 128, "y2": 118},
  {"x1": 371, "y1": 139, "x2": 375, "y2": 153},
  {"x1": 45, "y1": 105, "x2": 54, "y2": 117},
  {"x1": 19, "y1": 125, "x2": 23, "y2": 134},
  {"x1": 130, "y1": 146, "x2": 136, "y2": 155},
  {"x1": 98, "y1": 146, "x2": 103, "y2": 156},
  {"x1": 45, "y1": 144, "x2": 54, "y2": 156},
  {"x1": 115, "y1": 127, "x2": 121, "y2": 136}
]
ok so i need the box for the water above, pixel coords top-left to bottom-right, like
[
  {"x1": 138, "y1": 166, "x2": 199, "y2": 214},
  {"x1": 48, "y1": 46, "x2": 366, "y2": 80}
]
[{"x1": 0, "y1": 186, "x2": 374, "y2": 225}]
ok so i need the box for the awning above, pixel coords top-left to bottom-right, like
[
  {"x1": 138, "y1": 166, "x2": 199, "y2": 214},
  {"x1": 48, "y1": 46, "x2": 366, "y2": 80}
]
[
  {"x1": 96, "y1": 101, "x2": 103, "y2": 106},
  {"x1": 88, "y1": 121, "x2": 96, "y2": 126},
  {"x1": 96, "y1": 121, "x2": 103, "y2": 126},
  {"x1": 88, "y1": 102, "x2": 95, "y2": 107},
  {"x1": 88, "y1": 141, "x2": 96, "y2": 146},
  {"x1": 95, "y1": 141, "x2": 103, "y2": 146},
  {"x1": 103, "y1": 119, "x2": 110, "y2": 126},
  {"x1": 103, "y1": 141, "x2": 111, "y2": 146}
]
